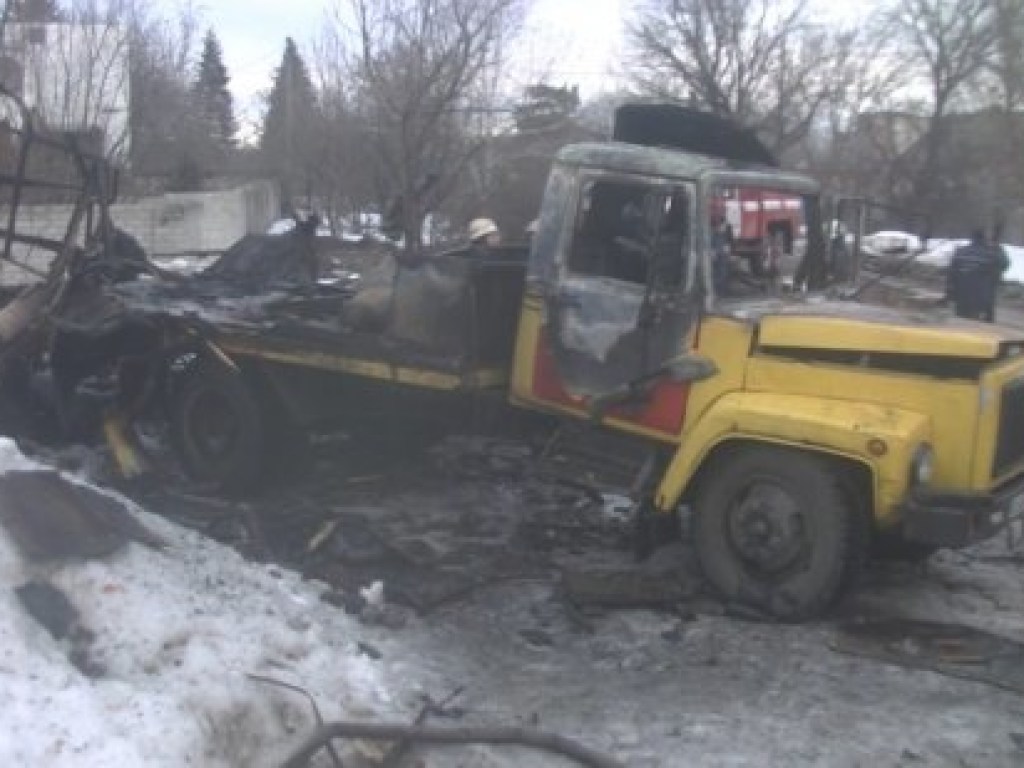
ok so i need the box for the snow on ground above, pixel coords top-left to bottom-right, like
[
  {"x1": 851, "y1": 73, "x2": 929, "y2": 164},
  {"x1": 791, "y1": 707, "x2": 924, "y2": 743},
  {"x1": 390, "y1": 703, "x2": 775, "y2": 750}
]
[
  {"x1": 4, "y1": 428, "x2": 1024, "y2": 767},
  {"x1": 918, "y1": 238, "x2": 968, "y2": 268},
  {"x1": 0, "y1": 439, "x2": 403, "y2": 768},
  {"x1": 1004, "y1": 246, "x2": 1024, "y2": 284}
]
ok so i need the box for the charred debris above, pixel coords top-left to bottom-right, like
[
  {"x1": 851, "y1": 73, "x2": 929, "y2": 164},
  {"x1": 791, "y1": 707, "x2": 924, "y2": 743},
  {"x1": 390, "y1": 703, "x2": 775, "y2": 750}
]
[{"x1": 0, "y1": 87, "x2": 485, "y2": 472}]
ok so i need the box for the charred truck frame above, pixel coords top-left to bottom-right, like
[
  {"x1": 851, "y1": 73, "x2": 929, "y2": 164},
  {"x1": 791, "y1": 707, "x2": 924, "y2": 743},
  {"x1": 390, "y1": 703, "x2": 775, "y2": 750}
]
[{"x1": 2, "y1": 93, "x2": 1023, "y2": 620}]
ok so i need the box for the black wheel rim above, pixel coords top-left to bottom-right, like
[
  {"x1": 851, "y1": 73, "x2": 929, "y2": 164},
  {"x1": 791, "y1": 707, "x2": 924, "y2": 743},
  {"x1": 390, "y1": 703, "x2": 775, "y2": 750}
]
[{"x1": 725, "y1": 476, "x2": 809, "y2": 575}]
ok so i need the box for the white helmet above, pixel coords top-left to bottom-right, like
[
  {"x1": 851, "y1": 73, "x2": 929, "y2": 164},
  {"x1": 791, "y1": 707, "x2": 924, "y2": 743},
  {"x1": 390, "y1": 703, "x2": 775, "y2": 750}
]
[{"x1": 468, "y1": 217, "x2": 499, "y2": 242}]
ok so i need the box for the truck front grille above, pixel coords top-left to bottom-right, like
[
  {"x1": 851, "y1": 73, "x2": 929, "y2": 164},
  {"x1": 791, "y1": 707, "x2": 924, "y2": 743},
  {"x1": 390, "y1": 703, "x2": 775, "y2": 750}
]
[{"x1": 993, "y1": 378, "x2": 1024, "y2": 478}]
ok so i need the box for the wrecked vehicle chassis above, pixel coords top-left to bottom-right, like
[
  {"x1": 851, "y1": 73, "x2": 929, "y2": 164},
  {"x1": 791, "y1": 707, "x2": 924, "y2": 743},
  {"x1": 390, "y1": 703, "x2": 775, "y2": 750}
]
[
  {"x1": 4, "y1": 99, "x2": 1024, "y2": 623},
  {"x1": 122, "y1": 246, "x2": 529, "y2": 492}
]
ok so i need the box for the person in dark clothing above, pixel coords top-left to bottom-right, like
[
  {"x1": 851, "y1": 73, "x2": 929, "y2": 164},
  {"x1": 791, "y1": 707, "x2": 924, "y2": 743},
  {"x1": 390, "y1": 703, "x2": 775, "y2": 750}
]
[
  {"x1": 710, "y1": 215, "x2": 735, "y2": 296},
  {"x1": 946, "y1": 229, "x2": 1009, "y2": 322},
  {"x1": 830, "y1": 221, "x2": 850, "y2": 281}
]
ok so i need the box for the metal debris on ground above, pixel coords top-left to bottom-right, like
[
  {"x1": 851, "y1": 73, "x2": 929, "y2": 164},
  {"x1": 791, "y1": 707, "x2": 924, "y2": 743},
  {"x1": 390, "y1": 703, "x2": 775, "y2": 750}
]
[
  {"x1": 830, "y1": 617, "x2": 1024, "y2": 695},
  {"x1": 429, "y1": 435, "x2": 535, "y2": 479}
]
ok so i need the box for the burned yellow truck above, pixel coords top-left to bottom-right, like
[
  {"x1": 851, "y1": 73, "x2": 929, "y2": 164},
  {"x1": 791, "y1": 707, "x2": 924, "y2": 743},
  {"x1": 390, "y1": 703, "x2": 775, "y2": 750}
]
[{"x1": 2, "y1": 98, "x2": 1022, "y2": 619}]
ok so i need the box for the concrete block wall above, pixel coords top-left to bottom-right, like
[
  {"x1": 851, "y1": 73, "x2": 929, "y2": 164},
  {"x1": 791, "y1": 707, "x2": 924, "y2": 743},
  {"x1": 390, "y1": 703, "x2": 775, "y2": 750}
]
[
  {"x1": 0, "y1": 181, "x2": 279, "y2": 284},
  {"x1": 112, "y1": 181, "x2": 278, "y2": 256}
]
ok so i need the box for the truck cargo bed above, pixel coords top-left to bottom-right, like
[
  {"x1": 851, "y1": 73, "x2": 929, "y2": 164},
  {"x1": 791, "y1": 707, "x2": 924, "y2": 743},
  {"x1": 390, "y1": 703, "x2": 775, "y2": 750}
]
[{"x1": 113, "y1": 244, "x2": 530, "y2": 391}]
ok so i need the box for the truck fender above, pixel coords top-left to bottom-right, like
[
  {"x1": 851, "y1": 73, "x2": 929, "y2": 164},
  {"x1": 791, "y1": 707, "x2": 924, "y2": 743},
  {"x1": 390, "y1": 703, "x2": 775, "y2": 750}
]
[{"x1": 654, "y1": 392, "x2": 931, "y2": 524}]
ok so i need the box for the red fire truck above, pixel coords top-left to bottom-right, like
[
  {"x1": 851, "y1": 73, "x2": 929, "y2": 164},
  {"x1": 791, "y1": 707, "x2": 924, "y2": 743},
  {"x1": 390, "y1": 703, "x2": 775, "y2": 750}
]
[{"x1": 713, "y1": 187, "x2": 803, "y2": 276}]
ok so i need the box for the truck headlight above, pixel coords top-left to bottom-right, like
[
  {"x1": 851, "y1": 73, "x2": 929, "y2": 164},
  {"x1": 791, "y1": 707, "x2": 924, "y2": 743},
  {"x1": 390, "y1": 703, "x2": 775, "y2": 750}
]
[{"x1": 910, "y1": 444, "x2": 935, "y2": 487}]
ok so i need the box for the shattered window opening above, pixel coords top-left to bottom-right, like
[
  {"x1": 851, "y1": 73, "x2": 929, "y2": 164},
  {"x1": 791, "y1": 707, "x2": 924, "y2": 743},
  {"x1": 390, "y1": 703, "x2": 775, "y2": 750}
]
[
  {"x1": 544, "y1": 172, "x2": 701, "y2": 397},
  {"x1": 708, "y1": 183, "x2": 811, "y2": 302},
  {"x1": 567, "y1": 176, "x2": 691, "y2": 291}
]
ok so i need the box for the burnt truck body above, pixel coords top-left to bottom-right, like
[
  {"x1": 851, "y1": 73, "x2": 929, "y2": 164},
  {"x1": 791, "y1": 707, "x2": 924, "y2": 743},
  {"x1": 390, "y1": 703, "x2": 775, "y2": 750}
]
[
  {"x1": 110, "y1": 240, "x2": 532, "y2": 488},
  {"x1": 3, "y1": 95, "x2": 1024, "y2": 620}
]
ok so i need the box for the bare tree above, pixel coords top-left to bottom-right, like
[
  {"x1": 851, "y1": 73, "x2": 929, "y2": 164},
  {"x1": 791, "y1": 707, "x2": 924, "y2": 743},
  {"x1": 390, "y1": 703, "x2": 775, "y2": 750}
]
[
  {"x1": 328, "y1": 0, "x2": 526, "y2": 247},
  {"x1": 991, "y1": 0, "x2": 1024, "y2": 111},
  {"x1": 4, "y1": 0, "x2": 132, "y2": 161},
  {"x1": 890, "y1": 0, "x2": 998, "y2": 213},
  {"x1": 627, "y1": 0, "x2": 849, "y2": 155},
  {"x1": 123, "y1": 1, "x2": 203, "y2": 182},
  {"x1": 309, "y1": 24, "x2": 378, "y2": 230},
  {"x1": 0, "y1": 0, "x2": 203, "y2": 174},
  {"x1": 792, "y1": 17, "x2": 913, "y2": 202},
  {"x1": 988, "y1": 0, "x2": 1024, "y2": 233}
]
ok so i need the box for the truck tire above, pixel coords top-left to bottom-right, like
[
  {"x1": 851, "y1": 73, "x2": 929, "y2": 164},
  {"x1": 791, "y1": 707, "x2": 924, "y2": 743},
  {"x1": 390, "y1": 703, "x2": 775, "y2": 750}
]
[
  {"x1": 692, "y1": 446, "x2": 863, "y2": 620},
  {"x1": 171, "y1": 361, "x2": 268, "y2": 493}
]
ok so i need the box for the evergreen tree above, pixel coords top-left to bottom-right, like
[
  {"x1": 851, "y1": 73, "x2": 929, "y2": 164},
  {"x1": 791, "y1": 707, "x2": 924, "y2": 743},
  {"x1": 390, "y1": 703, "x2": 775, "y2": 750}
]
[
  {"x1": 261, "y1": 37, "x2": 319, "y2": 205},
  {"x1": 191, "y1": 29, "x2": 238, "y2": 152}
]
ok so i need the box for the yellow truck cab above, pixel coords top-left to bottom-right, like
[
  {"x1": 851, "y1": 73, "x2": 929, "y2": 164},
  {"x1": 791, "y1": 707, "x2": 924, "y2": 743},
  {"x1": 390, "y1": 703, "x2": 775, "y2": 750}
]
[{"x1": 507, "y1": 108, "x2": 1024, "y2": 618}]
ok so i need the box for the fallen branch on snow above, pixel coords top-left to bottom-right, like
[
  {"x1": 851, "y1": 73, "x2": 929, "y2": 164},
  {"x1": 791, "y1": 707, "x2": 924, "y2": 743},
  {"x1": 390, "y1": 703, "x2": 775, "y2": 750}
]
[
  {"x1": 280, "y1": 721, "x2": 626, "y2": 768},
  {"x1": 379, "y1": 686, "x2": 465, "y2": 768},
  {"x1": 246, "y1": 674, "x2": 343, "y2": 768}
]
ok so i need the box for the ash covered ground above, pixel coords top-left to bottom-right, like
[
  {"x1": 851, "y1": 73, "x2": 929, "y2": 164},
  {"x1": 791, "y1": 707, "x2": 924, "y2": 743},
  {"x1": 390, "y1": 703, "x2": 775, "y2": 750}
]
[{"x1": 56, "y1": 426, "x2": 1024, "y2": 768}]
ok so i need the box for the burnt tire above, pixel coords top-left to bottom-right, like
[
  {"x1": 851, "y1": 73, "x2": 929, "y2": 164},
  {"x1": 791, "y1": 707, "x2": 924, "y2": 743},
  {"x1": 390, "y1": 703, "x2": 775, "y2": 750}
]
[
  {"x1": 692, "y1": 446, "x2": 863, "y2": 620},
  {"x1": 171, "y1": 362, "x2": 267, "y2": 493}
]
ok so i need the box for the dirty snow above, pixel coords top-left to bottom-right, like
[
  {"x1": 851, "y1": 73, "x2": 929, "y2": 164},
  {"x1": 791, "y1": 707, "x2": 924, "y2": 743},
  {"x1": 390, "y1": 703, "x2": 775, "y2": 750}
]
[
  {"x1": 5, "y1": 427, "x2": 1024, "y2": 767},
  {"x1": 0, "y1": 438, "x2": 398, "y2": 768}
]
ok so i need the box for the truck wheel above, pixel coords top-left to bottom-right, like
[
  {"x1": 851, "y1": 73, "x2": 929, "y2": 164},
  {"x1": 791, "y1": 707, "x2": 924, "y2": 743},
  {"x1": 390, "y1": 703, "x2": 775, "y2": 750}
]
[
  {"x1": 171, "y1": 362, "x2": 267, "y2": 493},
  {"x1": 692, "y1": 446, "x2": 863, "y2": 620}
]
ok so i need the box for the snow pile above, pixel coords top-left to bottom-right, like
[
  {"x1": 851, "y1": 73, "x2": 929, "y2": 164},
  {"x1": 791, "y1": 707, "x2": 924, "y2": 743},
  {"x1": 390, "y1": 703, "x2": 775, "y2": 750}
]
[
  {"x1": 0, "y1": 439, "x2": 396, "y2": 767},
  {"x1": 1004, "y1": 245, "x2": 1024, "y2": 284}
]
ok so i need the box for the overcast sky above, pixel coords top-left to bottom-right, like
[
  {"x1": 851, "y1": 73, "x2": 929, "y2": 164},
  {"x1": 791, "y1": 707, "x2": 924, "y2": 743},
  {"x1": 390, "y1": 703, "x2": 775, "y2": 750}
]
[
  {"x1": 187, "y1": 0, "x2": 625, "y2": 133},
  {"x1": 183, "y1": 0, "x2": 870, "y2": 133}
]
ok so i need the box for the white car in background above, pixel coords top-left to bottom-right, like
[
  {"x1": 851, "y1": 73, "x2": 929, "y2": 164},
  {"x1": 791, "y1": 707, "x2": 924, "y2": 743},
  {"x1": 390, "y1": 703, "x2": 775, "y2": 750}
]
[
  {"x1": 267, "y1": 215, "x2": 333, "y2": 238},
  {"x1": 862, "y1": 230, "x2": 923, "y2": 255}
]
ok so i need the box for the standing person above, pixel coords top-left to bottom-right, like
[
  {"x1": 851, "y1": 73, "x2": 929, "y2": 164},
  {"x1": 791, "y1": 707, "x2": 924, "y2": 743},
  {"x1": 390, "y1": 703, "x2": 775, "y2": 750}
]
[
  {"x1": 830, "y1": 221, "x2": 850, "y2": 281},
  {"x1": 946, "y1": 229, "x2": 1010, "y2": 322},
  {"x1": 710, "y1": 215, "x2": 734, "y2": 296}
]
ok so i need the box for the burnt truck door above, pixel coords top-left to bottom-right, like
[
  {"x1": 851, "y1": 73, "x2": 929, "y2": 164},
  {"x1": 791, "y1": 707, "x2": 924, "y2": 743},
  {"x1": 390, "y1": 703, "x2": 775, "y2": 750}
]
[{"x1": 525, "y1": 164, "x2": 713, "y2": 436}]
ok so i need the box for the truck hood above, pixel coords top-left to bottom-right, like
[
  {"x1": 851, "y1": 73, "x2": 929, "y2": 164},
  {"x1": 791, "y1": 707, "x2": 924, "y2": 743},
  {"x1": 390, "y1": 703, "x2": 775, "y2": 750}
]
[{"x1": 746, "y1": 300, "x2": 1024, "y2": 360}]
